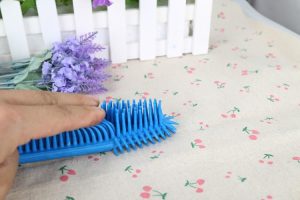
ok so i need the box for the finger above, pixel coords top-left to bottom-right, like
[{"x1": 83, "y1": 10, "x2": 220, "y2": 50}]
[
  {"x1": 0, "y1": 90, "x2": 99, "y2": 106},
  {"x1": 0, "y1": 151, "x2": 18, "y2": 200},
  {"x1": 3, "y1": 104, "x2": 105, "y2": 146}
]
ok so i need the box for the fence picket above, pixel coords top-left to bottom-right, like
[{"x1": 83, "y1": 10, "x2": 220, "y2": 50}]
[
  {"x1": 192, "y1": 0, "x2": 213, "y2": 55},
  {"x1": 0, "y1": 0, "x2": 30, "y2": 60},
  {"x1": 36, "y1": 0, "x2": 61, "y2": 48},
  {"x1": 139, "y1": 0, "x2": 157, "y2": 60},
  {"x1": 166, "y1": 0, "x2": 186, "y2": 58},
  {"x1": 107, "y1": 0, "x2": 127, "y2": 63},
  {"x1": 73, "y1": 0, "x2": 94, "y2": 37}
]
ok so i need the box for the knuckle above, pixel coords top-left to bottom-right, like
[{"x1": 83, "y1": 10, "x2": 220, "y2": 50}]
[{"x1": 41, "y1": 92, "x2": 58, "y2": 105}]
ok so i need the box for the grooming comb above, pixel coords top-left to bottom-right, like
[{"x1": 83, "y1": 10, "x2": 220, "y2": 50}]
[{"x1": 18, "y1": 99, "x2": 177, "y2": 164}]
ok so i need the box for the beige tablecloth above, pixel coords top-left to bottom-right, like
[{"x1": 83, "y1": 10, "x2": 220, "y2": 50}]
[{"x1": 7, "y1": 0, "x2": 300, "y2": 199}]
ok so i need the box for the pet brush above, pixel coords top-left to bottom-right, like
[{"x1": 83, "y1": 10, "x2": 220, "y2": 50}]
[{"x1": 18, "y1": 99, "x2": 177, "y2": 164}]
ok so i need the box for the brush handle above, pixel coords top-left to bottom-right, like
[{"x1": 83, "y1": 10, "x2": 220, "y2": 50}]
[{"x1": 19, "y1": 141, "x2": 114, "y2": 164}]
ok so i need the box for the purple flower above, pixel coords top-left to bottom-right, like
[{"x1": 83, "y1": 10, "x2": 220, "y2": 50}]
[
  {"x1": 41, "y1": 32, "x2": 110, "y2": 94},
  {"x1": 42, "y1": 61, "x2": 52, "y2": 76},
  {"x1": 92, "y1": 0, "x2": 112, "y2": 8}
]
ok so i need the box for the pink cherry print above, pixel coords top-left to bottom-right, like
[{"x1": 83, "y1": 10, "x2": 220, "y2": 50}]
[
  {"x1": 225, "y1": 175, "x2": 230, "y2": 179},
  {"x1": 251, "y1": 130, "x2": 259, "y2": 134},
  {"x1": 267, "y1": 121, "x2": 271, "y2": 124},
  {"x1": 196, "y1": 179, "x2": 205, "y2": 185},
  {"x1": 230, "y1": 113, "x2": 236, "y2": 118},
  {"x1": 140, "y1": 192, "x2": 150, "y2": 199},
  {"x1": 266, "y1": 195, "x2": 273, "y2": 199},
  {"x1": 152, "y1": 150, "x2": 156, "y2": 153},
  {"x1": 143, "y1": 186, "x2": 152, "y2": 192},
  {"x1": 194, "y1": 139, "x2": 202, "y2": 144},
  {"x1": 292, "y1": 156, "x2": 300, "y2": 160},
  {"x1": 60, "y1": 175, "x2": 69, "y2": 182},
  {"x1": 132, "y1": 174, "x2": 138, "y2": 178},
  {"x1": 198, "y1": 145, "x2": 206, "y2": 149},
  {"x1": 67, "y1": 169, "x2": 76, "y2": 175},
  {"x1": 190, "y1": 67, "x2": 195, "y2": 71},
  {"x1": 259, "y1": 160, "x2": 264, "y2": 164},
  {"x1": 267, "y1": 161, "x2": 273, "y2": 165},
  {"x1": 199, "y1": 122, "x2": 203, "y2": 125},
  {"x1": 196, "y1": 188, "x2": 204, "y2": 193},
  {"x1": 94, "y1": 158, "x2": 100, "y2": 161},
  {"x1": 143, "y1": 92, "x2": 149, "y2": 96},
  {"x1": 188, "y1": 70, "x2": 193, "y2": 74},
  {"x1": 159, "y1": 151, "x2": 164, "y2": 154},
  {"x1": 275, "y1": 98, "x2": 279, "y2": 101},
  {"x1": 88, "y1": 155, "x2": 93, "y2": 159},
  {"x1": 214, "y1": 80, "x2": 220, "y2": 84},
  {"x1": 249, "y1": 135, "x2": 258, "y2": 140},
  {"x1": 227, "y1": 171, "x2": 232, "y2": 174},
  {"x1": 136, "y1": 169, "x2": 141, "y2": 174},
  {"x1": 221, "y1": 114, "x2": 228, "y2": 118}
]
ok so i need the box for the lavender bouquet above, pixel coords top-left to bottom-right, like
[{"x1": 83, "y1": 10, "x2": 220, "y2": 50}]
[{"x1": 0, "y1": 32, "x2": 110, "y2": 94}]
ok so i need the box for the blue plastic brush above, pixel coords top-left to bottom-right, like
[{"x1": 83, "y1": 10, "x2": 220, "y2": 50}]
[{"x1": 18, "y1": 99, "x2": 177, "y2": 164}]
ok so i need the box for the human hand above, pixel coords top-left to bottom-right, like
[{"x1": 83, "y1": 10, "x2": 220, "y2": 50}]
[{"x1": 0, "y1": 90, "x2": 105, "y2": 200}]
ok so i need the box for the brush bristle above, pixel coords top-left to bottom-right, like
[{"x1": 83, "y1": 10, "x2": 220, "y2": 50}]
[{"x1": 101, "y1": 99, "x2": 177, "y2": 155}]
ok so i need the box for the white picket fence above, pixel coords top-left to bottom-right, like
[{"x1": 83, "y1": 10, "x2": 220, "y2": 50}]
[{"x1": 0, "y1": 0, "x2": 213, "y2": 64}]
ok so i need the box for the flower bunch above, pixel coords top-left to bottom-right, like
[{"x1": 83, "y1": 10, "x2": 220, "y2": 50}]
[
  {"x1": 92, "y1": 0, "x2": 112, "y2": 8},
  {"x1": 41, "y1": 32, "x2": 110, "y2": 94}
]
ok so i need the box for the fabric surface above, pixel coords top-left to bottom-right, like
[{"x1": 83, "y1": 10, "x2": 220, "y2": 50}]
[{"x1": 7, "y1": 0, "x2": 300, "y2": 199}]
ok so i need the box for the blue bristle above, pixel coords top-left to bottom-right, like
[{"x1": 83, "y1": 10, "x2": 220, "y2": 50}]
[
  {"x1": 46, "y1": 137, "x2": 51, "y2": 150},
  {"x1": 39, "y1": 139, "x2": 44, "y2": 151},
  {"x1": 19, "y1": 99, "x2": 177, "y2": 164},
  {"x1": 32, "y1": 140, "x2": 37, "y2": 152}
]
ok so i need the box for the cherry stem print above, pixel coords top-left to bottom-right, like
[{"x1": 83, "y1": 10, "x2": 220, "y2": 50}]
[
  {"x1": 277, "y1": 83, "x2": 289, "y2": 90},
  {"x1": 267, "y1": 95, "x2": 280, "y2": 102},
  {"x1": 198, "y1": 121, "x2": 209, "y2": 131},
  {"x1": 125, "y1": 165, "x2": 142, "y2": 178},
  {"x1": 221, "y1": 107, "x2": 240, "y2": 118},
  {"x1": 240, "y1": 85, "x2": 250, "y2": 93},
  {"x1": 185, "y1": 178, "x2": 205, "y2": 193},
  {"x1": 135, "y1": 91, "x2": 150, "y2": 99},
  {"x1": 150, "y1": 150, "x2": 164, "y2": 159},
  {"x1": 242, "y1": 127, "x2": 260, "y2": 140},
  {"x1": 264, "y1": 154, "x2": 273, "y2": 159},
  {"x1": 152, "y1": 190, "x2": 167, "y2": 200},
  {"x1": 184, "y1": 66, "x2": 196, "y2": 74},
  {"x1": 241, "y1": 69, "x2": 258, "y2": 76},
  {"x1": 65, "y1": 196, "x2": 75, "y2": 200},
  {"x1": 259, "y1": 154, "x2": 274, "y2": 165},
  {"x1": 59, "y1": 165, "x2": 76, "y2": 182},
  {"x1": 190, "y1": 79, "x2": 202, "y2": 86},
  {"x1": 214, "y1": 81, "x2": 226, "y2": 89},
  {"x1": 226, "y1": 63, "x2": 238, "y2": 70},
  {"x1": 260, "y1": 116, "x2": 274, "y2": 124},
  {"x1": 191, "y1": 139, "x2": 206, "y2": 149},
  {"x1": 140, "y1": 186, "x2": 167, "y2": 200},
  {"x1": 238, "y1": 176, "x2": 247, "y2": 182}
]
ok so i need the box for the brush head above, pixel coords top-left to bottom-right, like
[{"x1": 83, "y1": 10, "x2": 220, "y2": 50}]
[{"x1": 18, "y1": 99, "x2": 177, "y2": 164}]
